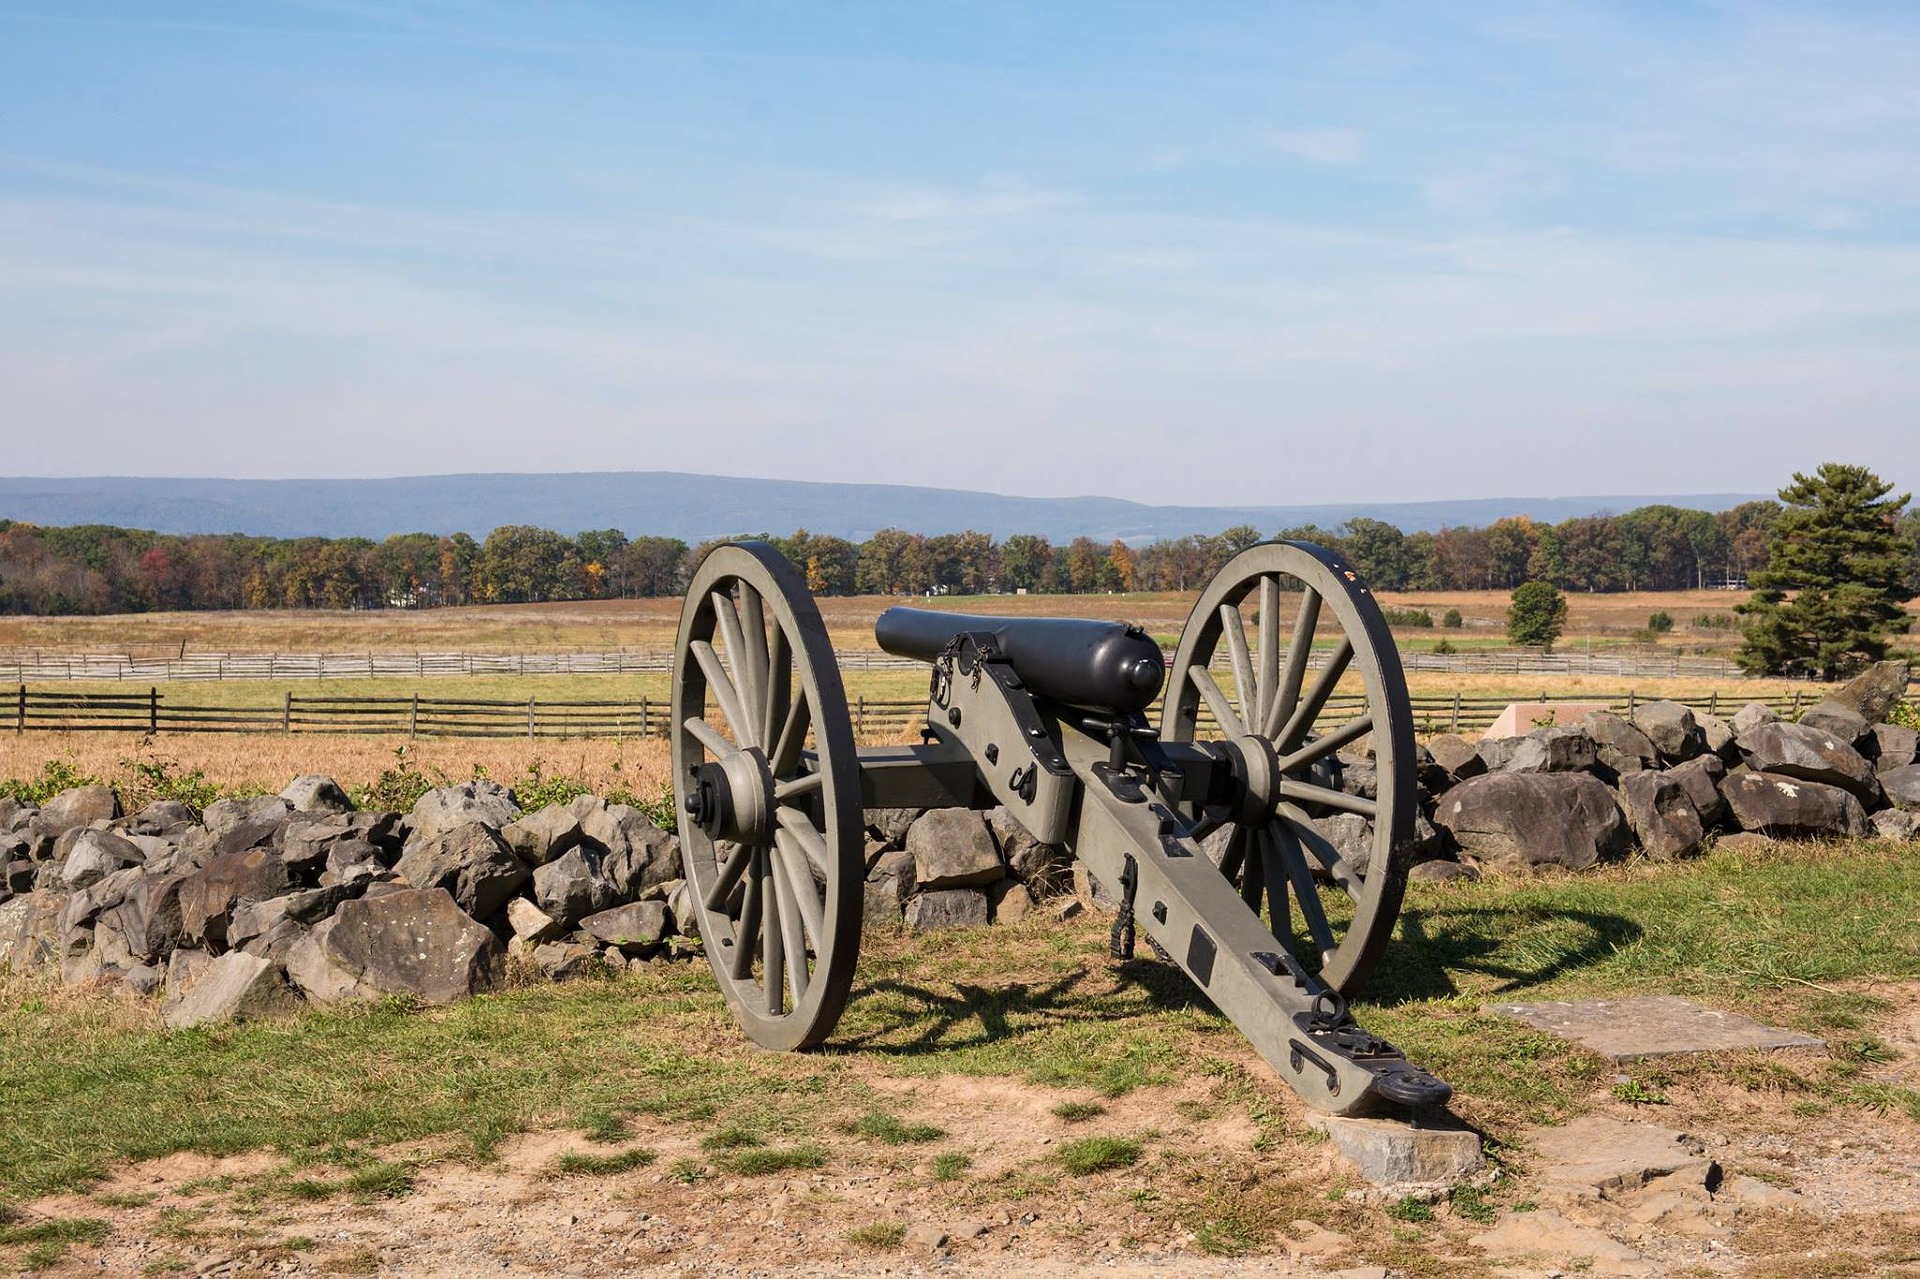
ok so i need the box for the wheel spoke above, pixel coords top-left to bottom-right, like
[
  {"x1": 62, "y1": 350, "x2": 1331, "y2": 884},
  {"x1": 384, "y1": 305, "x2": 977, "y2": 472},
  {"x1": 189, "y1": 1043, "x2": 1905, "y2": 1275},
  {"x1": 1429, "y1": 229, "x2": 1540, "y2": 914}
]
[
  {"x1": 731, "y1": 852, "x2": 763, "y2": 980},
  {"x1": 1217, "y1": 824, "x2": 1248, "y2": 881},
  {"x1": 770, "y1": 841, "x2": 810, "y2": 1006},
  {"x1": 771, "y1": 692, "x2": 812, "y2": 777},
  {"x1": 705, "y1": 840, "x2": 752, "y2": 911},
  {"x1": 775, "y1": 806, "x2": 831, "y2": 879},
  {"x1": 711, "y1": 591, "x2": 762, "y2": 744},
  {"x1": 1188, "y1": 667, "x2": 1245, "y2": 738},
  {"x1": 773, "y1": 830, "x2": 827, "y2": 946},
  {"x1": 1256, "y1": 824, "x2": 1291, "y2": 947},
  {"x1": 760, "y1": 848, "x2": 785, "y2": 1014},
  {"x1": 692, "y1": 639, "x2": 754, "y2": 748},
  {"x1": 1275, "y1": 713, "x2": 1374, "y2": 774},
  {"x1": 1262, "y1": 587, "x2": 1322, "y2": 740},
  {"x1": 1239, "y1": 829, "x2": 1265, "y2": 911},
  {"x1": 774, "y1": 772, "x2": 823, "y2": 802},
  {"x1": 1256, "y1": 575, "x2": 1280, "y2": 733},
  {"x1": 1276, "y1": 777, "x2": 1377, "y2": 820},
  {"x1": 1277, "y1": 636, "x2": 1353, "y2": 749},
  {"x1": 1278, "y1": 803, "x2": 1364, "y2": 902},
  {"x1": 1184, "y1": 808, "x2": 1224, "y2": 845},
  {"x1": 738, "y1": 584, "x2": 772, "y2": 726},
  {"x1": 760, "y1": 624, "x2": 791, "y2": 760},
  {"x1": 1272, "y1": 821, "x2": 1337, "y2": 961},
  {"x1": 1220, "y1": 604, "x2": 1257, "y2": 729},
  {"x1": 684, "y1": 715, "x2": 733, "y2": 760}
]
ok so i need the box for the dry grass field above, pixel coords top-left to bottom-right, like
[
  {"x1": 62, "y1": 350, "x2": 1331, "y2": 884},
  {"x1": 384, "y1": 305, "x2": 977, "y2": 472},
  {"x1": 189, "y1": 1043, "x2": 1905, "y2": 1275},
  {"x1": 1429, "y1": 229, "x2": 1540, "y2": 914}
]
[{"x1": 7, "y1": 587, "x2": 1894, "y2": 658}]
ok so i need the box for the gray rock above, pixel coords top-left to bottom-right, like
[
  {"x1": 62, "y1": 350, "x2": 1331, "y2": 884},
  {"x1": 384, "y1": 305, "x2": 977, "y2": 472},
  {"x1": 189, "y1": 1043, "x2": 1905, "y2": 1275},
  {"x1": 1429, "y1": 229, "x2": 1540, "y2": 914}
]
[
  {"x1": 1722, "y1": 772, "x2": 1869, "y2": 840},
  {"x1": 321, "y1": 838, "x2": 384, "y2": 884},
  {"x1": 1409, "y1": 859, "x2": 1480, "y2": 883},
  {"x1": 531, "y1": 940, "x2": 602, "y2": 981},
  {"x1": 867, "y1": 808, "x2": 925, "y2": 848},
  {"x1": 1424, "y1": 734, "x2": 1486, "y2": 781},
  {"x1": 1579, "y1": 711, "x2": 1658, "y2": 777},
  {"x1": 986, "y1": 878, "x2": 1034, "y2": 924},
  {"x1": 1870, "y1": 808, "x2": 1920, "y2": 841},
  {"x1": 1618, "y1": 772, "x2": 1705, "y2": 860},
  {"x1": 285, "y1": 918, "x2": 372, "y2": 1005},
  {"x1": 159, "y1": 947, "x2": 215, "y2": 1014},
  {"x1": 395, "y1": 821, "x2": 529, "y2": 920},
  {"x1": 987, "y1": 808, "x2": 1071, "y2": 894},
  {"x1": 1799, "y1": 698, "x2": 1872, "y2": 745},
  {"x1": 582, "y1": 804, "x2": 680, "y2": 899},
  {"x1": 1667, "y1": 754, "x2": 1729, "y2": 829},
  {"x1": 1431, "y1": 772, "x2": 1630, "y2": 873},
  {"x1": 1872, "y1": 724, "x2": 1920, "y2": 773},
  {"x1": 1730, "y1": 701, "x2": 1780, "y2": 738},
  {"x1": 240, "y1": 915, "x2": 311, "y2": 967},
  {"x1": 531, "y1": 846, "x2": 616, "y2": 926},
  {"x1": 30, "y1": 784, "x2": 121, "y2": 840},
  {"x1": 60, "y1": 830, "x2": 144, "y2": 889},
  {"x1": 1308, "y1": 1112, "x2": 1483, "y2": 1187},
  {"x1": 102, "y1": 872, "x2": 187, "y2": 962},
  {"x1": 1521, "y1": 1114, "x2": 1717, "y2": 1202},
  {"x1": 665, "y1": 879, "x2": 700, "y2": 940},
  {"x1": 228, "y1": 895, "x2": 292, "y2": 949},
  {"x1": 1475, "y1": 736, "x2": 1527, "y2": 773},
  {"x1": 6, "y1": 859, "x2": 34, "y2": 893},
  {"x1": 409, "y1": 781, "x2": 520, "y2": 839},
  {"x1": 162, "y1": 951, "x2": 299, "y2": 1028},
  {"x1": 1311, "y1": 813, "x2": 1375, "y2": 878},
  {"x1": 121, "y1": 962, "x2": 163, "y2": 997},
  {"x1": 864, "y1": 859, "x2": 910, "y2": 932},
  {"x1": 1740, "y1": 721, "x2": 1880, "y2": 803},
  {"x1": 1336, "y1": 752, "x2": 1377, "y2": 800},
  {"x1": 126, "y1": 799, "x2": 196, "y2": 834},
  {"x1": 906, "y1": 888, "x2": 989, "y2": 932},
  {"x1": 1505, "y1": 726, "x2": 1599, "y2": 775},
  {"x1": 1634, "y1": 701, "x2": 1703, "y2": 762},
  {"x1": 0, "y1": 796, "x2": 28, "y2": 833},
  {"x1": 178, "y1": 847, "x2": 292, "y2": 947},
  {"x1": 579, "y1": 901, "x2": 670, "y2": 955},
  {"x1": 280, "y1": 774, "x2": 353, "y2": 815},
  {"x1": 320, "y1": 887, "x2": 502, "y2": 1003},
  {"x1": 507, "y1": 896, "x2": 564, "y2": 943},
  {"x1": 283, "y1": 881, "x2": 368, "y2": 924},
  {"x1": 1830, "y1": 659, "x2": 1911, "y2": 724},
  {"x1": 1880, "y1": 764, "x2": 1920, "y2": 812},
  {"x1": 1696, "y1": 711, "x2": 1738, "y2": 760},
  {"x1": 202, "y1": 794, "x2": 293, "y2": 837},
  {"x1": 502, "y1": 804, "x2": 584, "y2": 866},
  {"x1": 905, "y1": 809, "x2": 1003, "y2": 890}
]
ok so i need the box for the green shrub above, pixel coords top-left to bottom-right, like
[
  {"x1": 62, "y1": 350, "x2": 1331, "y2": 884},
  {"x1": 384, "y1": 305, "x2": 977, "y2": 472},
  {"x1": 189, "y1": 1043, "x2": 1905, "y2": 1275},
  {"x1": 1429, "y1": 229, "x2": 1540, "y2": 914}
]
[
  {"x1": 1647, "y1": 611, "x2": 1674, "y2": 633},
  {"x1": 1432, "y1": 638, "x2": 1456, "y2": 656},
  {"x1": 1441, "y1": 607, "x2": 1463, "y2": 628},
  {"x1": 1381, "y1": 607, "x2": 1433, "y2": 628},
  {"x1": 1691, "y1": 611, "x2": 1736, "y2": 631},
  {"x1": 352, "y1": 746, "x2": 440, "y2": 811},
  {"x1": 0, "y1": 758, "x2": 98, "y2": 806}
]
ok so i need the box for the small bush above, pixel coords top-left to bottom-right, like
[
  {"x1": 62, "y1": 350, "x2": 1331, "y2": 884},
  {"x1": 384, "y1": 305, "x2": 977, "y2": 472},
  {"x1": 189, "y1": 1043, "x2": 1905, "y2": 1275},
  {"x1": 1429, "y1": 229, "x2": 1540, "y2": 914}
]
[
  {"x1": 1888, "y1": 700, "x2": 1920, "y2": 729},
  {"x1": 511, "y1": 759, "x2": 593, "y2": 812},
  {"x1": 1441, "y1": 607, "x2": 1463, "y2": 628},
  {"x1": 699, "y1": 1126, "x2": 762, "y2": 1151},
  {"x1": 1432, "y1": 638, "x2": 1456, "y2": 655},
  {"x1": 1647, "y1": 611, "x2": 1674, "y2": 633},
  {"x1": 1611, "y1": 1078, "x2": 1668, "y2": 1106},
  {"x1": 1381, "y1": 607, "x2": 1433, "y2": 628},
  {"x1": 352, "y1": 746, "x2": 441, "y2": 811},
  {"x1": 0, "y1": 758, "x2": 98, "y2": 806},
  {"x1": 1691, "y1": 611, "x2": 1736, "y2": 631},
  {"x1": 1450, "y1": 1186, "x2": 1496, "y2": 1225},
  {"x1": 1057, "y1": 1136, "x2": 1141, "y2": 1175},
  {"x1": 1386, "y1": 1196, "x2": 1433, "y2": 1223}
]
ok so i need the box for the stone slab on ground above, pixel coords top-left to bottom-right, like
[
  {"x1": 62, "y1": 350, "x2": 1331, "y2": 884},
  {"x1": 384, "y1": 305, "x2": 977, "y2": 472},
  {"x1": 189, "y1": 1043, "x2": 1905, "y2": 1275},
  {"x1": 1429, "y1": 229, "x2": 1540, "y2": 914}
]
[
  {"x1": 1489, "y1": 994, "x2": 1824, "y2": 1061},
  {"x1": 1305, "y1": 1112, "x2": 1483, "y2": 1187},
  {"x1": 1523, "y1": 1115, "x2": 1716, "y2": 1203},
  {"x1": 1470, "y1": 1209, "x2": 1656, "y2": 1276}
]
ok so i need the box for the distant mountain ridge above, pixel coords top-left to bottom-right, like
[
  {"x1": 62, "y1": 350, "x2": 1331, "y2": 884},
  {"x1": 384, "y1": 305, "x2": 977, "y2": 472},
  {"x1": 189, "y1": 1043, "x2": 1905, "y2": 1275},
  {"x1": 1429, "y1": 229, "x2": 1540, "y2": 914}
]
[{"x1": 0, "y1": 473, "x2": 1770, "y2": 542}]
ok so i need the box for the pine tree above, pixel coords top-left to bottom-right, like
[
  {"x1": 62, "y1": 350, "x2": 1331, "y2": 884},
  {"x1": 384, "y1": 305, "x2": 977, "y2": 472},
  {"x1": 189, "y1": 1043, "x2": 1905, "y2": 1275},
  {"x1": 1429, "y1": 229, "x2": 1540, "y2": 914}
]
[
  {"x1": 1506, "y1": 580, "x2": 1568, "y2": 651},
  {"x1": 1737, "y1": 463, "x2": 1914, "y2": 680}
]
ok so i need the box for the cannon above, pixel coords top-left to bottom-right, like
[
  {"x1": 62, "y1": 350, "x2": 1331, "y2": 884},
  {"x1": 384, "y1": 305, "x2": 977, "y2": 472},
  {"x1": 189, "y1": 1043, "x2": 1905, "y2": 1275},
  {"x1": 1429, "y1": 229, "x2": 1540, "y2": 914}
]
[{"x1": 670, "y1": 539, "x2": 1449, "y2": 1115}]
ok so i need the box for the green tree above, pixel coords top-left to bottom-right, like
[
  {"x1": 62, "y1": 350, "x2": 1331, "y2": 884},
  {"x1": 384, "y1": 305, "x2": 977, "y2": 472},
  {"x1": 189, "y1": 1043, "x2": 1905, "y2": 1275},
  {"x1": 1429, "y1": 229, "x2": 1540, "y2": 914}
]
[
  {"x1": 998, "y1": 535, "x2": 1052, "y2": 593},
  {"x1": 1737, "y1": 463, "x2": 1914, "y2": 679},
  {"x1": 1507, "y1": 580, "x2": 1569, "y2": 651},
  {"x1": 1340, "y1": 517, "x2": 1408, "y2": 589}
]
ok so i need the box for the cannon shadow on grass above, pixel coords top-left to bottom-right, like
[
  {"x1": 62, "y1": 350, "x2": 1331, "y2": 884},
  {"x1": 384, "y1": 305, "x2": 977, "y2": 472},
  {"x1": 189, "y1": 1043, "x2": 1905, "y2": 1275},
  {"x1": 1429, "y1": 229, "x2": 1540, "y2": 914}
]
[{"x1": 1368, "y1": 904, "x2": 1644, "y2": 1007}]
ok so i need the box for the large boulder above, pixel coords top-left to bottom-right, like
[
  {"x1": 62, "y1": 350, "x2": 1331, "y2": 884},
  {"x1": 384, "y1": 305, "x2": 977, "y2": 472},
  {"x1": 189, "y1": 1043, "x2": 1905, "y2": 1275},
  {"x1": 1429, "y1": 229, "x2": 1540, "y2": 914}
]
[
  {"x1": 1504, "y1": 726, "x2": 1598, "y2": 775},
  {"x1": 280, "y1": 775, "x2": 353, "y2": 816},
  {"x1": 1871, "y1": 725, "x2": 1919, "y2": 773},
  {"x1": 316, "y1": 887, "x2": 502, "y2": 1003},
  {"x1": 59, "y1": 830, "x2": 144, "y2": 889},
  {"x1": 1696, "y1": 711, "x2": 1738, "y2": 760},
  {"x1": 577, "y1": 801, "x2": 680, "y2": 898},
  {"x1": 502, "y1": 804, "x2": 584, "y2": 867},
  {"x1": 125, "y1": 799, "x2": 196, "y2": 835},
  {"x1": 98, "y1": 871, "x2": 187, "y2": 962},
  {"x1": 866, "y1": 808, "x2": 925, "y2": 848},
  {"x1": 1475, "y1": 737, "x2": 1527, "y2": 773},
  {"x1": 864, "y1": 850, "x2": 914, "y2": 930},
  {"x1": 1579, "y1": 712, "x2": 1658, "y2": 777},
  {"x1": 1880, "y1": 765, "x2": 1920, "y2": 812},
  {"x1": 409, "y1": 781, "x2": 520, "y2": 838},
  {"x1": 1618, "y1": 772, "x2": 1705, "y2": 860},
  {"x1": 1722, "y1": 773, "x2": 1869, "y2": 840},
  {"x1": 202, "y1": 794, "x2": 294, "y2": 838},
  {"x1": 1870, "y1": 809, "x2": 1920, "y2": 841},
  {"x1": 579, "y1": 901, "x2": 670, "y2": 956},
  {"x1": 905, "y1": 809, "x2": 1003, "y2": 890},
  {"x1": 1799, "y1": 699, "x2": 1872, "y2": 746},
  {"x1": 1667, "y1": 755, "x2": 1729, "y2": 829},
  {"x1": 1311, "y1": 813, "x2": 1375, "y2": 878},
  {"x1": 178, "y1": 847, "x2": 292, "y2": 948},
  {"x1": 1830, "y1": 659, "x2": 1911, "y2": 724},
  {"x1": 28, "y1": 784, "x2": 120, "y2": 851},
  {"x1": 1431, "y1": 773, "x2": 1630, "y2": 874},
  {"x1": 986, "y1": 808, "x2": 1070, "y2": 895},
  {"x1": 162, "y1": 952, "x2": 300, "y2": 1029},
  {"x1": 906, "y1": 888, "x2": 990, "y2": 931},
  {"x1": 1730, "y1": 701, "x2": 1781, "y2": 738},
  {"x1": 1739, "y1": 721, "x2": 1880, "y2": 803},
  {"x1": 1424, "y1": 735, "x2": 1487, "y2": 781},
  {"x1": 395, "y1": 822, "x2": 529, "y2": 920},
  {"x1": 531, "y1": 846, "x2": 616, "y2": 926},
  {"x1": 1634, "y1": 701, "x2": 1703, "y2": 762}
]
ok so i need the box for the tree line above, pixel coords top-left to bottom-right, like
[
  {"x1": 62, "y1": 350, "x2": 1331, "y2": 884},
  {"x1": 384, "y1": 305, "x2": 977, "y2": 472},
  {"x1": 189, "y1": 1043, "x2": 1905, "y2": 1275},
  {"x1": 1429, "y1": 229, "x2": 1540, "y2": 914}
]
[{"x1": 2, "y1": 499, "x2": 1916, "y2": 616}]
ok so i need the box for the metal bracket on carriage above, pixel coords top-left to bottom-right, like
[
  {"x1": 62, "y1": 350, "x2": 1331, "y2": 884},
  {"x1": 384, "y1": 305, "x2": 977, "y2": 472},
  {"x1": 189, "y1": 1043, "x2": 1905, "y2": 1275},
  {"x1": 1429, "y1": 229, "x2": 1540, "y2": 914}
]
[
  {"x1": 1062, "y1": 707, "x2": 1189, "y2": 806},
  {"x1": 1255, "y1": 952, "x2": 1453, "y2": 1110}
]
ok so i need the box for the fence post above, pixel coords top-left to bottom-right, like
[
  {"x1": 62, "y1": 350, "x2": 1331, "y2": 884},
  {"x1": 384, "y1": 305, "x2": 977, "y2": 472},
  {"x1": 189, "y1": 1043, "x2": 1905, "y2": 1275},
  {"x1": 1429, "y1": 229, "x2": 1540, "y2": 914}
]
[
  {"x1": 1626, "y1": 689, "x2": 1637, "y2": 721},
  {"x1": 641, "y1": 696, "x2": 651, "y2": 737},
  {"x1": 1450, "y1": 691, "x2": 1460, "y2": 734},
  {"x1": 283, "y1": 691, "x2": 292, "y2": 734},
  {"x1": 149, "y1": 686, "x2": 158, "y2": 734},
  {"x1": 409, "y1": 693, "x2": 419, "y2": 739},
  {"x1": 1790, "y1": 688, "x2": 1802, "y2": 719},
  {"x1": 1708, "y1": 690, "x2": 1719, "y2": 716},
  {"x1": 857, "y1": 695, "x2": 866, "y2": 738},
  {"x1": 15, "y1": 684, "x2": 23, "y2": 735},
  {"x1": 528, "y1": 696, "x2": 536, "y2": 739}
]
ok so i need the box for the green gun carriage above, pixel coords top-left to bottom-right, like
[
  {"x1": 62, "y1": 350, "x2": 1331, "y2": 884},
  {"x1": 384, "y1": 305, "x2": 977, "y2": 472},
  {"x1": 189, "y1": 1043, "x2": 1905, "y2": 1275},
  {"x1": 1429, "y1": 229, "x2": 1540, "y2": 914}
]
[{"x1": 670, "y1": 539, "x2": 1449, "y2": 1115}]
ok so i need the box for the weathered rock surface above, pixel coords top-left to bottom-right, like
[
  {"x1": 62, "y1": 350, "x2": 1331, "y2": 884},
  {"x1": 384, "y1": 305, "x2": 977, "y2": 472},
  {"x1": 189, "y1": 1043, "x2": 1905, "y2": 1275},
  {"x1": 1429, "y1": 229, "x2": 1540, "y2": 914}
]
[
  {"x1": 1580, "y1": 711, "x2": 1657, "y2": 777},
  {"x1": 906, "y1": 809, "x2": 1003, "y2": 890},
  {"x1": 1739, "y1": 721, "x2": 1880, "y2": 802},
  {"x1": 60, "y1": 830, "x2": 144, "y2": 889},
  {"x1": 1617, "y1": 772, "x2": 1704, "y2": 860},
  {"x1": 1493, "y1": 995, "x2": 1824, "y2": 1061},
  {"x1": 1505, "y1": 726, "x2": 1598, "y2": 775},
  {"x1": 1722, "y1": 772, "x2": 1869, "y2": 839},
  {"x1": 986, "y1": 808, "x2": 1070, "y2": 895},
  {"x1": 579, "y1": 901, "x2": 669, "y2": 956},
  {"x1": 1870, "y1": 808, "x2": 1920, "y2": 840},
  {"x1": 409, "y1": 781, "x2": 519, "y2": 838},
  {"x1": 319, "y1": 887, "x2": 502, "y2": 1003},
  {"x1": 1730, "y1": 701, "x2": 1780, "y2": 737},
  {"x1": 1432, "y1": 773, "x2": 1630, "y2": 873},
  {"x1": 1634, "y1": 701, "x2": 1702, "y2": 762},
  {"x1": 866, "y1": 808, "x2": 924, "y2": 847},
  {"x1": 1524, "y1": 1115, "x2": 1717, "y2": 1202},
  {"x1": 1308, "y1": 1112, "x2": 1483, "y2": 1186},
  {"x1": 203, "y1": 794, "x2": 293, "y2": 838},
  {"x1": 1311, "y1": 813, "x2": 1375, "y2": 878},
  {"x1": 30, "y1": 783, "x2": 120, "y2": 840},
  {"x1": 162, "y1": 951, "x2": 300, "y2": 1029},
  {"x1": 502, "y1": 804, "x2": 584, "y2": 866},
  {"x1": 531, "y1": 846, "x2": 615, "y2": 926},
  {"x1": 907, "y1": 887, "x2": 989, "y2": 931},
  {"x1": 1424, "y1": 734, "x2": 1486, "y2": 780},
  {"x1": 1879, "y1": 764, "x2": 1920, "y2": 811},
  {"x1": 280, "y1": 774, "x2": 353, "y2": 815},
  {"x1": 1798, "y1": 698, "x2": 1871, "y2": 745},
  {"x1": 178, "y1": 847, "x2": 291, "y2": 947},
  {"x1": 394, "y1": 821, "x2": 529, "y2": 920},
  {"x1": 506, "y1": 896, "x2": 564, "y2": 944},
  {"x1": 579, "y1": 802, "x2": 679, "y2": 898},
  {"x1": 1470, "y1": 1211, "x2": 1653, "y2": 1275},
  {"x1": 1830, "y1": 658, "x2": 1911, "y2": 724},
  {"x1": 1666, "y1": 755, "x2": 1729, "y2": 829},
  {"x1": 1872, "y1": 724, "x2": 1920, "y2": 772}
]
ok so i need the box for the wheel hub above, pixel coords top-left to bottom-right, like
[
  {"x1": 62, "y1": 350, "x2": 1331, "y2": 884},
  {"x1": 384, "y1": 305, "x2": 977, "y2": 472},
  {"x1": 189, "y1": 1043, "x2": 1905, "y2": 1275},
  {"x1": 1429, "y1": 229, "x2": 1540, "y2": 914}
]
[
  {"x1": 684, "y1": 748, "x2": 774, "y2": 843},
  {"x1": 1219, "y1": 733, "x2": 1279, "y2": 824}
]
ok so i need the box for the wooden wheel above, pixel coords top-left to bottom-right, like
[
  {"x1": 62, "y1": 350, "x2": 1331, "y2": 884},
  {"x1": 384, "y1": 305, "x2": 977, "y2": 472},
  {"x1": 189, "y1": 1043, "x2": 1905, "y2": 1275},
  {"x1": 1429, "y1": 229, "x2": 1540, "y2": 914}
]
[
  {"x1": 672, "y1": 541, "x2": 864, "y2": 1051},
  {"x1": 1162, "y1": 541, "x2": 1415, "y2": 996}
]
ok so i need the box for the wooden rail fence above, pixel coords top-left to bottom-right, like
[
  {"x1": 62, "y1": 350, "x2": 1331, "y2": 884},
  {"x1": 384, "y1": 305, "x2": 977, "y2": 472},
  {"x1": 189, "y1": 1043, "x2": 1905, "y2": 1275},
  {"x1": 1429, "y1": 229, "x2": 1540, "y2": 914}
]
[{"x1": 9, "y1": 685, "x2": 1842, "y2": 741}]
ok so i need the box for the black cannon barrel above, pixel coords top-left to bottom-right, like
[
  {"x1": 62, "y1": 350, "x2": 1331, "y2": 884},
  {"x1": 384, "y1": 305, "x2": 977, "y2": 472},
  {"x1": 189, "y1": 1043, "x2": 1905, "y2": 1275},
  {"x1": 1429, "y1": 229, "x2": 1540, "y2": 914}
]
[{"x1": 875, "y1": 608, "x2": 1166, "y2": 713}]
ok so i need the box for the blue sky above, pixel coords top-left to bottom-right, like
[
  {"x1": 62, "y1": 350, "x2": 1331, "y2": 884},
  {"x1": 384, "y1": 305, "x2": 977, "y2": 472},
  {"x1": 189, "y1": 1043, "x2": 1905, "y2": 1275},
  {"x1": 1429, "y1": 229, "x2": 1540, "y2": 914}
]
[{"x1": 2, "y1": 2, "x2": 1917, "y2": 505}]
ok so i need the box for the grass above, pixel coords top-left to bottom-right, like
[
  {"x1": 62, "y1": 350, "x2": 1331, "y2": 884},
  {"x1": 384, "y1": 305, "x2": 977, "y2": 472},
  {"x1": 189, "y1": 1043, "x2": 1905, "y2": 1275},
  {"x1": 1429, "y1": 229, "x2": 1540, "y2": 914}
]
[
  {"x1": 1056, "y1": 1136, "x2": 1142, "y2": 1175},
  {"x1": 851, "y1": 1110, "x2": 944, "y2": 1145},
  {"x1": 715, "y1": 1145, "x2": 828, "y2": 1177},
  {"x1": 846, "y1": 1221, "x2": 906, "y2": 1250},
  {"x1": 552, "y1": 1147, "x2": 657, "y2": 1176},
  {"x1": 1050, "y1": 1100, "x2": 1107, "y2": 1123},
  {"x1": 929, "y1": 1152, "x2": 970, "y2": 1181}
]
